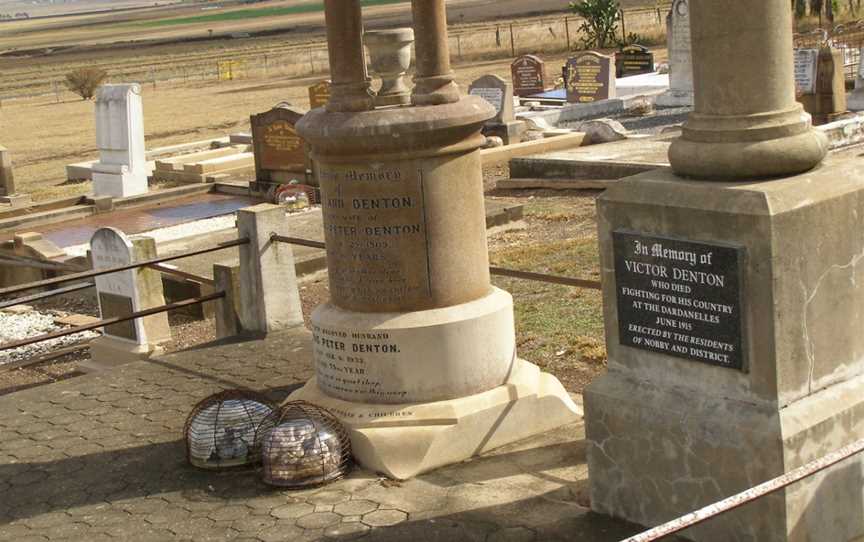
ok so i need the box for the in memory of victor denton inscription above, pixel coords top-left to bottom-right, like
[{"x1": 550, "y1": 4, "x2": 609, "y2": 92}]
[{"x1": 613, "y1": 231, "x2": 745, "y2": 370}]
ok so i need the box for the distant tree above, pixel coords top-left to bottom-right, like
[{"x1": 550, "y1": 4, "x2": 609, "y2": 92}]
[
  {"x1": 64, "y1": 68, "x2": 108, "y2": 100},
  {"x1": 569, "y1": 0, "x2": 620, "y2": 49}
]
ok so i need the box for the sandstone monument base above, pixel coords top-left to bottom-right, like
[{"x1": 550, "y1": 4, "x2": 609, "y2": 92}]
[
  {"x1": 586, "y1": 160, "x2": 864, "y2": 541},
  {"x1": 291, "y1": 360, "x2": 580, "y2": 480},
  {"x1": 82, "y1": 336, "x2": 163, "y2": 373}
]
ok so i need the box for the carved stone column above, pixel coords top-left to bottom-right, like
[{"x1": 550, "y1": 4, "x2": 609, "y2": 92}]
[
  {"x1": 410, "y1": 0, "x2": 460, "y2": 105},
  {"x1": 323, "y1": 0, "x2": 374, "y2": 112}
]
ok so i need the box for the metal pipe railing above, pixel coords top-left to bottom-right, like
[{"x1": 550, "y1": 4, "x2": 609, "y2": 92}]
[
  {"x1": 0, "y1": 282, "x2": 94, "y2": 311},
  {"x1": 270, "y1": 234, "x2": 603, "y2": 291}
]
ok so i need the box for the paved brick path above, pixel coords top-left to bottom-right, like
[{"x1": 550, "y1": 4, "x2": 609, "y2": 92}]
[{"x1": 0, "y1": 328, "x2": 665, "y2": 541}]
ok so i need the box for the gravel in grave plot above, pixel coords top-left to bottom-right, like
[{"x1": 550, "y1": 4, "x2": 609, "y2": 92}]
[{"x1": 0, "y1": 309, "x2": 99, "y2": 366}]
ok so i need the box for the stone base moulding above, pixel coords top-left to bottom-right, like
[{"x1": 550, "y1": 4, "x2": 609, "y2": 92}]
[
  {"x1": 81, "y1": 336, "x2": 163, "y2": 373},
  {"x1": 310, "y1": 287, "x2": 517, "y2": 405},
  {"x1": 289, "y1": 360, "x2": 582, "y2": 479},
  {"x1": 92, "y1": 168, "x2": 148, "y2": 199}
]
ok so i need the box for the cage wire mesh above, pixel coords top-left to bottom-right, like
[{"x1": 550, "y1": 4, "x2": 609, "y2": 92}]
[
  {"x1": 184, "y1": 390, "x2": 276, "y2": 470},
  {"x1": 257, "y1": 401, "x2": 353, "y2": 488}
]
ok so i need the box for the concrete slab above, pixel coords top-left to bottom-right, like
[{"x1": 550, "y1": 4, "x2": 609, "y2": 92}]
[
  {"x1": 0, "y1": 328, "x2": 686, "y2": 541},
  {"x1": 509, "y1": 136, "x2": 673, "y2": 183}
]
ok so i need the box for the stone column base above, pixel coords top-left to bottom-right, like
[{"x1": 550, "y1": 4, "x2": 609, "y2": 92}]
[
  {"x1": 289, "y1": 360, "x2": 581, "y2": 479},
  {"x1": 80, "y1": 336, "x2": 163, "y2": 373},
  {"x1": 655, "y1": 89, "x2": 693, "y2": 108},
  {"x1": 92, "y1": 170, "x2": 148, "y2": 199}
]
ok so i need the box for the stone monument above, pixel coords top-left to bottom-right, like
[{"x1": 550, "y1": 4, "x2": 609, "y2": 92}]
[
  {"x1": 582, "y1": 0, "x2": 864, "y2": 540},
  {"x1": 848, "y1": 47, "x2": 864, "y2": 110},
  {"x1": 84, "y1": 228, "x2": 171, "y2": 372},
  {"x1": 615, "y1": 44, "x2": 654, "y2": 77},
  {"x1": 291, "y1": 0, "x2": 578, "y2": 480},
  {"x1": 308, "y1": 80, "x2": 332, "y2": 110},
  {"x1": 92, "y1": 84, "x2": 149, "y2": 199},
  {"x1": 0, "y1": 146, "x2": 30, "y2": 208},
  {"x1": 364, "y1": 28, "x2": 415, "y2": 107},
  {"x1": 468, "y1": 74, "x2": 525, "y2": 145},
  {"x1": 250, "y1": 103, "x2": 310, "y2": 186},
  {"x1": 798, "y1": 46, "x2": 848, "y2": 125},
  {"x1": 655, "y1": 0, "x2": 693, "y2": 107},
  {"x1": 511, "y1": 54, "x2": 546, "y2": 97},
  {"x1": 565, "y1": 51, "x2": 616, "y2": 104}
]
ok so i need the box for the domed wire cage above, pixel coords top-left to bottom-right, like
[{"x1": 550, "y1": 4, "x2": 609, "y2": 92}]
[
  {"x1": 256, "y1": 401, "x2": 353, "y2": 488},
  {"x1": 184, "y1": 390, "x2": 276, "y2": 470}
]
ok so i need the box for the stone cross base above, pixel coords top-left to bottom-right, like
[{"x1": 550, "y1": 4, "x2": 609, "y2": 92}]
[
  {"x1": 81, "y1": 336, "x2": 164, "y2": 373},
  {"x1": 290, "y1": 360, "x2": 580, "y2": 479}
]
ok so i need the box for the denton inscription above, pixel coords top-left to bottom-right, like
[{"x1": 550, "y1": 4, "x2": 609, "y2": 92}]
[{"x1": 613, "y1": 231, "x2": 745, "y2": 370}]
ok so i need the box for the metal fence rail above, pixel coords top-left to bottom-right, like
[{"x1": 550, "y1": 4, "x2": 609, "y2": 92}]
[
  {"x1": 270, "y1": 234, "x2": 603, "y2": 290},
  {"x1": 0, "y1": 282, "x2": 94, "y2": 311},
  {"x1": 0, "y1": 291, "x2": 225, "y2": 352},
  {"x1": 622, "y1": 437, "x2": 864, "y2": 541}
]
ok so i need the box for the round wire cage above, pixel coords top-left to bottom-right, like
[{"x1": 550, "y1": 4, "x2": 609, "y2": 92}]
[
  {"x1": 184, "y1": 390, "x2": 277, "y2": 470},
  {"x1": 256, "y1": 401, "x2": 353, "y2": 488}
]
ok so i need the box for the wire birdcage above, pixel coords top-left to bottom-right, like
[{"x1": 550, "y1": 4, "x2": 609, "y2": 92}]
[
  {"x1": 184, "y1": 390, "x2": 276, "y2": 470},
  {"x1": 256, "y1": 401, "x2": 353, "y2": 488}
]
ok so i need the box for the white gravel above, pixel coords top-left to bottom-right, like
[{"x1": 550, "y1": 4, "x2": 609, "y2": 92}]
[{"x1": 0, "y1": 310, "x2": 99, "y2": 366}]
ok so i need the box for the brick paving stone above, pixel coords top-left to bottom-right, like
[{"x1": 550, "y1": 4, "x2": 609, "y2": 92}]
[
  {"x1": 361, "y1": 509, "x2": 408, "y2": 528},
  {"x1": 208, "y1": 505, "x2": 252, "y2": 522},
  {"x1": 314, "y1": 505, "x2": 334, "y2": 513},
  {"x1": 323, "y1": 521, "x2": 371, "y2": 540},
  {"x1": 257, "y1": 520, "x2": 307, "y2": 542},
  {"x1": 334, "y1": 500, "x2": 378, "y2": 517},
  {"x1": 38, "y1": 520, "x2": 91, "y2": 540},
  {"x1": 296, "y1": 512, "x2": 341, "y2": 529},
  {"x1": 143, "y1": 506, "x2": 191, "y2": 525},
  {"x1": 307, "y1": 490, "x2": 351, "y2": 506},
  {"x1": 487, "y1": 526, "x2": 538, "y2": 542},
  {"x1": 21, "y1": 511, "x2": 71, "y2": 529},
  {"x1": 231, "y1": 514, "x2": 276, "y2": 533},
  {"x1": 271, "y1": 502, "x2": 314, "y2": 520}
]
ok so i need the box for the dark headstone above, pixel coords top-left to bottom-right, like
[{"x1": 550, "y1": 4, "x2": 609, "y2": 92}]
[
  {"x1": 468, "y1": 74, "x2": 514, "y2": 124},
  {"x1": 615, "y1": 44, "x2": 655, "y2": 77},
  {"x1": 308, "y1": 80, "x2": 332, "y2": 110},
  {"x1": 612, "y1": 230, "x2": 745, "y2": 371},
  {"x1": 565, "y1": 52, "x2": 616, "y2": 104},
  {"x1": 251, "y1": 104, "x2": 309, "y2": 183},
  {"x1": 511, "y1": 54, "x2": 546, "y2": 97}
]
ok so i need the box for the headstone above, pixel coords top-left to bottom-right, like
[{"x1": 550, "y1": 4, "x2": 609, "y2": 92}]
[
  {"x1": 0, "y1": 145, "x2": 29, "y2": 207},
  {"x1": 92, "y1": 84, "x2": 148, "y2": 199},
  {"x1": 798, "y1": 46, "x2": 848, "y2": 125},
  {"x1": 468, "y1": 74, "x2": 514, "y2": 124},
  {"x1": 565, "y1": 52, "x2": 616, "y2": 104},
  {"x1": 655, "y1": 0, "x2": 693, "y2": 107},
  {"x1": 848, "y1": 47, "x2": 864, "y2": 111},
  {"x1": 511, "y1": 54, "x2": 546, "y2": 97},
  {"x1": 251, "y1": 104, "x2": 309, "y2": 185},
  {"x1": 86, "y1": 228, "x2": 170, "y2": 371},
  {"x1": 615, "y1": 44, "x2": 655, "y2": 77},
  {"x1": 308, "y1": 80, "x2": 332, "y2": 110},
  {"x1": 794, "y1": 48, "x2": 819, "y2": 95}
]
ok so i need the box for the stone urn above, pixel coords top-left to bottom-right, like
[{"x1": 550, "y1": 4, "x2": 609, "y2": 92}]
[{"x1": 364, "y1": 28, "x2": 415, "y2": 106}]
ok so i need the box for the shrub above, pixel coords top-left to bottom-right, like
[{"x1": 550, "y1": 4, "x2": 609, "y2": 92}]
[
  {"x1": 64, "y1": 68, "x2": 108, "y2": 100},
  {"x1": 570, "y1": 0, "x2": 621, "y2": 49}
]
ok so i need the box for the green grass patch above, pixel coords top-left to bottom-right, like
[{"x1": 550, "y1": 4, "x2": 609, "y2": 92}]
[
  {"x1": 141, "y1": 0, "x2": 409, "y2": 27},
  {"x1": 491, "y1": 236, "x2": 607, "y2": 389}
]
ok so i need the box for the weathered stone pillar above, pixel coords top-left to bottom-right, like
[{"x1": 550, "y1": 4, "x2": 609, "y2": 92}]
[
  {"x1": 668, "y1": 0, "x2": 828, "y2": 179},
  {"x1": 323, "y1": 0, "x2": 374, "y2": 112},
  {"x1": 0, "y1": 146, "x2": 30, "y2": 208},
  {"x1": 586, "y1": 2, "x2": 864, "y2": 541},
  {"x1": 293, "y1": 0, "x2": 578, "y2": 479},
  {"x1": 411, "y1": 0, "x2": 460, "y2": 105}
]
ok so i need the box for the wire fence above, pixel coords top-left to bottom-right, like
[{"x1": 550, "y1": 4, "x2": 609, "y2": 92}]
[{"x1": 794, "y1": 21, "x2": 864, "y2": 80}]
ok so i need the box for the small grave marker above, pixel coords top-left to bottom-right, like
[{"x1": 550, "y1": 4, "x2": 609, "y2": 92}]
[
  {"x1": 565, "y1": 52, "x2": 616, "y2": 104},
  {"x1": 468, "y1": 74, "x2": 514, "y2": 124},
  {"x1": 510, "y1": 54, "x2": 546, "y2": 97},
  {"x1": 794, "y1": 48, "x2": 819, "y2": 95},
  {"x1": 308, "y1": 80, "x2": 332, "y2": 109},
  {"x1": 616, "y1": 44, "x2": 655, "y2": 77},
  {"x1": 251, "y1": 104, "x2": 309, "y2": 184}
]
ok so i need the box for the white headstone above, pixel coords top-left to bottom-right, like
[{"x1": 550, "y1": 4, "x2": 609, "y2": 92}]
[
  {"x1": 468, "y1": 74, "x2": 515, "y2": 124},
  {"x1": 656, "y1": 0, "x2": 693, "y2": 107},
  {"x1": 91, "y1": 228, "x2": 148, "y2": 345},
  {"x1": 92, "y1": 84, "x2": 148, "y2": 199},
  {"x1": 794, "y1": 48, "x2": 819, "y2": 95},
  {"x1": 848, "y1": 47, "x2": 864, "y2": 110}
]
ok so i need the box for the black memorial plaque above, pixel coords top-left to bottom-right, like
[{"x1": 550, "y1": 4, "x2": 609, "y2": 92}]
[
  {"x1": 613, "y1": 230, "x2": 745, "y2": 370},
  {"x1": 99, "y1": 292, "x2": 138, "y2": 341},
  {"x1": 615, "y1": 44, "x2": 655, "y2": 77}
]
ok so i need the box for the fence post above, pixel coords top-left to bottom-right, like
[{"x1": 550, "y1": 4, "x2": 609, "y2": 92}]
[
  {"x1": 236, "y1": 204, "x2": 304, "y2": 334},
  {"x1": 565, "y1": 17, "x2": 571, "y2": 51},
  {"x1": 510, "y1": 23, "x2": 516, "y2": 57},
  {"x1": 214, "y1": 263, "x2": 241, "y2": 338}
]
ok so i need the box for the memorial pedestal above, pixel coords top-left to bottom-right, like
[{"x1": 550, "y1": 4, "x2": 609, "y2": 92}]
[
  {"x1": 586, "y1": 160, "x2": 864, "y2": 541},
  {"x1": 295, "y1": 95, "x2": 579, "y2": 478}
]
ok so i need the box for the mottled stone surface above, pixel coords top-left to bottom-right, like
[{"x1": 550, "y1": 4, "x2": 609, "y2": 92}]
[
  {"x1": 587, "y1": 152, "x2": 864, "y2": 540},
  {"x1": 0, "y1": 328, "x2": 680, "y2": 541}
]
